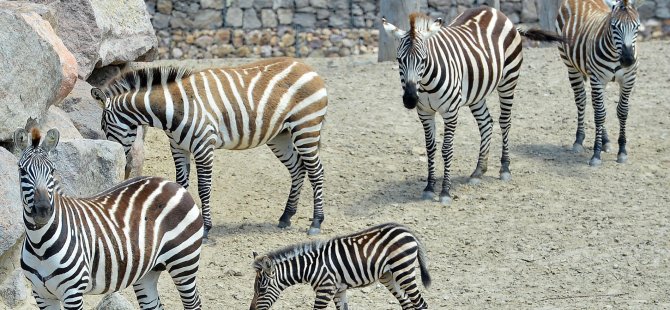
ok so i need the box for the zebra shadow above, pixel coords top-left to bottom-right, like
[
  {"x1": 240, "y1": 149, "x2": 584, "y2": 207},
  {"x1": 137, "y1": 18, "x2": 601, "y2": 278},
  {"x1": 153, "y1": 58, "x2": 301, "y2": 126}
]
[
  {"x1": 208, "y1": 221, "x2": 288, "y2": 238},
  {"x1": 513, "y1": 143, "x2": 594, "y2": 173}
]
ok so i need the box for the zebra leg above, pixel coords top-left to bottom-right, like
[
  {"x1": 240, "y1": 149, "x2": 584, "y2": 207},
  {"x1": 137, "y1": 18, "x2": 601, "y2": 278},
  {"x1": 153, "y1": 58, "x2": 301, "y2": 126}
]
[
  {"x1": 467, "y1": 99, "x2": 492, "y2": 185},
  {"x1": 566, "y1": 68, "x2": 588, "y2": 153},
  {"x1": 170, "y1": 139, "x2": 191, "y2": 189},
  {"x1": 439, "y1": 113, "x2": 458, "y2": 205},
  {"x1": 392, "y1": 267, "x2": 428, "y2": 309},
  {"x1": 497, "y1": 74, "x2": 518, "y2": 182},
  {"x1": 379, "y1": 271, "x2": 413, "y2": 310},
  {"x1": 267, "y1": 131, "x2": 307, "y2": 229},
  {"x1": 193, "y1": 146, "x2": 215, "y2": 238},
  {"x1": 32, "y1": 291, "x2": 61, "y2": 310},
  {"x1": 616, "y1": 73, "x2": 636, "y2": 164},
  {"x1": 291, "y1": 129, "x2": 325, "y2": 235},
  {"x1": 589, "y1": 76, "x2": 606, "y2": 166},
  {"x1": 333, "y1": 289, "x2": 349, "y2": 310},
  {"x1": 133, "y1": 271, "x2": 164, "y2": 309},
  {"x1": 417, "y1": 109, "x2": 437, "y2": 200},
  {"x1": 313, "y1": 286, "x2": 336, "y2": 309},
  {"x1": 165, "y1": 239, "x2": 202, "y2": 309}
]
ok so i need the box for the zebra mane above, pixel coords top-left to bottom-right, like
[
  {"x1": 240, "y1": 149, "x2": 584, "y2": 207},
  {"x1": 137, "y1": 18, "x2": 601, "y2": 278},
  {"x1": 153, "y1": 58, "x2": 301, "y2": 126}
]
[
  {"x1": 254, "y1": 239, "x2": 326, "y2": 269},
  {"x1": 408, "y1": 12, "x2": 434, "y2": 40},
  {"x1": 31, "y1": 127, "x2": 41, "y2": 148},
  {"x1": 103, "y1": 66, "x2": 193, "y2": 95}
]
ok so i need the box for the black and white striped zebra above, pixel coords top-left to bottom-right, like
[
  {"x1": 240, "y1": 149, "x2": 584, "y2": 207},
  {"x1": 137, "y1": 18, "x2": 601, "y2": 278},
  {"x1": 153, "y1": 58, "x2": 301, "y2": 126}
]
[
  {"x1": 14, "y1": 128, "x2": 203, "y2": 310},
  {"x1": 250, "y1": 223, "x2": 431, "y2": 309},
  {"x1": 90, "y1": 58, "x2": 328, "y2": 237},
  {"x1": 556, "y1": 0, "x2": 640, "y2": 165},
  {"x1": 382, "y1": 8, "x2": 563, "y2": 204}
]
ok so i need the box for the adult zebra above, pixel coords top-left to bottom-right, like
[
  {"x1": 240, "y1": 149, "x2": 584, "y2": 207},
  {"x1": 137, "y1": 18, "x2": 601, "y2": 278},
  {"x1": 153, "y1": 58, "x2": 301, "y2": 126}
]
[
  {"x1": 90, "y1": 58, "x2": 328, "y2": 237},
  {"x1": 250, "y1": 223, "x2": 431, "y2": 310},
  {"x1": 383, "y1": 8, "x2": 563, "y2": 204},
  {"x1": 13, "y1": 127, "x2": 203, "y2": 310},
  {"x1": 556, "y1": 0, "x2": 640, "y2": 166}
]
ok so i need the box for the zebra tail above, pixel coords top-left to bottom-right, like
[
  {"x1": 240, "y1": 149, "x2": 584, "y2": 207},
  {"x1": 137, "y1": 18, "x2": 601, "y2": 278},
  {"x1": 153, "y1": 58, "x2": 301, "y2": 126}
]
[
  {"x1": 417, "y1": 238, "x2": 432, "y2": 289},
  {"x1": 517, "y1": 27, "x2": 565, "y2": 43}
]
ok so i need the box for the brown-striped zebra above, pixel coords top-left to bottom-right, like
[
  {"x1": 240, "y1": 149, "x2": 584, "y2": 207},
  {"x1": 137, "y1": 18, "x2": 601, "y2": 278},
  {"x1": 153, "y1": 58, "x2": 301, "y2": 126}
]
[
  {"x1": 382, "y1": 8, "x2": 563, "y2": 204},
  {"x1": 250, "y1": 223, "x2": 431, "y2": 310},
  {"x1": 13, "y1": 128, "x2": 203, "y2": 310},
  {"x1": 556, "y1": 0, "x2": 640, "y2": 166},
  {"x1": 90, "y1": 57, "x2": 328, "y2": 237}
]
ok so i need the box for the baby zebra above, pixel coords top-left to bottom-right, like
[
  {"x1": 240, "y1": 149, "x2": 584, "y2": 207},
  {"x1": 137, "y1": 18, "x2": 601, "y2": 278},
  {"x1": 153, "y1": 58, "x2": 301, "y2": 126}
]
[
  {"x1": 250, "y1": 223, "x2": 431, "y2": 309},
  {"x1": 14, "y1": 128, "x2": 204, "y2": 310}
]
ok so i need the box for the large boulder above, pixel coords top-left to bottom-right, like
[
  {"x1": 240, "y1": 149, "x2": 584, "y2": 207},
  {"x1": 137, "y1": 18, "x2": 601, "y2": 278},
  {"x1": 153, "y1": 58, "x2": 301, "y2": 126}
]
[
  {"x1": 0, "y1": 2, "x2": 78, "y2": 142},
  {"x1": 42, "y1": 0, "x2": 157, "y2": 79},
  {"x1": 41, "y1": 106, "x2": 83, "y2": 141},
  {"x1": 57, "y1": 79, "x2": 106, "y2": 140},
  {"x1": 50, "y1": 139, "x2": 126, "y2": 197}
]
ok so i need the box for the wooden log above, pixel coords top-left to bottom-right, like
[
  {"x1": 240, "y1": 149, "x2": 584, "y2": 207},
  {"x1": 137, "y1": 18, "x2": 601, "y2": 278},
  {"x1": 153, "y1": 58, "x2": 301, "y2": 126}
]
[{"x1": 378, "y1": 0, "x2": 420, "y2": 62}]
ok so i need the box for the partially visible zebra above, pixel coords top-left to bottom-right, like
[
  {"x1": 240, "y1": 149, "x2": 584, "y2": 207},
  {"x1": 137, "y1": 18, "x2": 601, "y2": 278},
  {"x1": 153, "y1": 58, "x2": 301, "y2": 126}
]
[
  {"x1": 14, "y1": 128, "x2": 203, "y2": 310},
  {"x1": 250, "y1": 223, "x2": 431, "y2": 310},
  {"x1": 90, "y1": 58, "x2": 328, "y2": 237},
  {"x1": 556, "y1": 0, "x2": 640, "y2": 166},
  {"x1": 382, "y1": 8, "x2": 563, "y2": 204}
]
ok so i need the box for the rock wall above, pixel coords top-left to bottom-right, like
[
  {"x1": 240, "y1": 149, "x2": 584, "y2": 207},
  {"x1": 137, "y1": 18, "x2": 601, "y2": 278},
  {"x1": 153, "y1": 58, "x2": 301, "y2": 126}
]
[{"x1": 146, "y1": 0, "x2": 670, "y2": 59}]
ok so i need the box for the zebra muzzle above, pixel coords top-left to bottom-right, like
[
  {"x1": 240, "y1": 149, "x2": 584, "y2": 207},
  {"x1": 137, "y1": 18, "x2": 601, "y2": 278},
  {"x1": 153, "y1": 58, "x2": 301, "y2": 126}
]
[
  {"x1": 402, "y1": 84, "x2": 419, "y2": 109},
  {"x1": 620, "y1": 45, "x2": 635, "y2": 68}
]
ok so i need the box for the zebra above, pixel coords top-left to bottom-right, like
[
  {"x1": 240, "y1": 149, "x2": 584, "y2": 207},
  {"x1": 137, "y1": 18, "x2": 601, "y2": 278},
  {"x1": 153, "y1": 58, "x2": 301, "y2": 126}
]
[
  {"x1": 382, "y1": 8, "x2": 563, "y2": 204},
  {"x1": 249, "y1": 223, "x2": 431, "y2": 310},
  {"x1": 13, "y1": 127, "x2": 203, "y2": 310},
  {"x1": 556, "y1": 0, "x2": 640, "y2": 166},
  {"x1": 90, "y1": 57, "x2": 328, "y2": 237}
]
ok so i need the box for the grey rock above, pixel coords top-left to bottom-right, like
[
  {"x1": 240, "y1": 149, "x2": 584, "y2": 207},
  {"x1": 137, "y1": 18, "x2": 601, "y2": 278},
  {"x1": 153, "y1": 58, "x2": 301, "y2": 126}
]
[
  {"x1": 201, "y1": 0, "x2": 224, "y2": 10},
  {"x1": 56, "y1": 79, "x2": 106, "y2": 140},
  {"x1": 170, "y1": 11, "x2": 193, "y2": 29},
  {"x1": 359, "y1": 2, "x2": 375, "y2": 13},
  {"x1": 95, "y1": 292, "x2": 134, "y2": 310},
  {"x1": 152, "y1": 12, "x2": 171, "y2": 29},
  {"x1": 0, "y1": 148, "x2": 22, "y2": 255},
  {"x1": 225, "y1": 7, "x2": 243, "y2": 27},
  {"x1": 428, "y1": 0, "x2": 451, "y2": 7},
  {"x1": 41, "y1": 106, "x2": 83, "y2": 140},
  {"x1": 329, "y1": 13, "x2": 348, "y2": 28},
  {"x1": 172, "y1": 47, "x2": 184, "y2": 58},
  {"x1": 277, "y1": 8, "x2": 293, "y2": 24},
  {"x1": 243, "y1": 8, "x2": 261, "y2": 29},
  {"x1": 0, "y1": 3, "x2": 78, "y2": 141},
  {"x1": 293, "y1": 12, "x2": 316, "y2": 28},
  {"x1": 657, "y1": 6, "x2": 670, "y2": 19},
  {"x1": 0, "y1": 269, "x2": 30, "y2": 308},
  {"x1": 273, "y1": 0, "x2": 294, "y2": 9},
  {"x1": 173, "y1": 1, "x2": 200, "y2": 14},
  {"x1": 156, "y1": 0, "x2": 172, "y2": 14},
  {"x1": 195, "y1": 35, "x2": 214, "y2": 48},
  {"x1": 125, "y1": 126, "x2": 146, "y2": 179},
  {"x1": 330, "y1": 0, "x2": 348, "y2": 10},
  {"x1": 294, "y1": 0, "x2": 309, "y2": 9},
  {"x1": 316, "y1": 8, "x2": 330, "y2": 20},
  {"x1": 50, "y1": 139, "x2": 125, "y2": 197},
  {"x1": 253, "y1": 0, "x2": 273, "y2": 10},
  {"x1": 192, "y1": 9, "x2": 223, "y2": 28},
  {"x1": 261, "y1": 9, "x2": 277, "y2": 28},
  {"x1": 310, "y1": 0, "x2": 328, "y2": 9},
  {"x1": 239, "y1": 0, "x2": 254, "y2": 9},
  {"x1": 521, "y1": 0, "x2": 538, "y2": 22},
  {"x1": 637, "y1": 2, "x2": 656, "y2": 20}
]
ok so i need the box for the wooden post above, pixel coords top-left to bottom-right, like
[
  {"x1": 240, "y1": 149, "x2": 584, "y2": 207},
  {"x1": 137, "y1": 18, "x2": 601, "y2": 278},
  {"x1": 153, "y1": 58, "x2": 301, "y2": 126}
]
[
  {"x1": 538, "y1": 0, "x2": 563, "y2": 31},
  {"x1": 378, "y1": 0, "x2": 420, "y2": 62},
  {"x1": 493, "y1": 0, "x2": 500, "y2": 10}
]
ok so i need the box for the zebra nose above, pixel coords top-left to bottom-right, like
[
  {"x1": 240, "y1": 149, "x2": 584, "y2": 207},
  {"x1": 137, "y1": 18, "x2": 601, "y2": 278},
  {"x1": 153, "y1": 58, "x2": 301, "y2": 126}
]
[
  {"x1": 620, "y1": 45, "x2": 635, "y2": 67},
  {"x1": 402, "y1": 84, "x2": 419, "y2": 109}
]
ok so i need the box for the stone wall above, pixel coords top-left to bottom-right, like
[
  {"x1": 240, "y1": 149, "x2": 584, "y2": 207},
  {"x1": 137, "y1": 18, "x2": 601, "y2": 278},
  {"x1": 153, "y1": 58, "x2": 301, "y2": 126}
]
[{"x1": 147, "y1": 0, "x2": 670, "y2": 59}]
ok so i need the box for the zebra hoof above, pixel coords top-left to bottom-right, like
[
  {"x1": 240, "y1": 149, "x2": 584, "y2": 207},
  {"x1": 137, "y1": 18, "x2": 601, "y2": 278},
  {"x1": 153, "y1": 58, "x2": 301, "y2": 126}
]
[
  {"x1": 277, "y1": 220, "x2": 291, "y2": 229},
  {"x1": 617, "y1": 153, "x2": 628, "y2": 164},
  {"x1": 307, "y1": 227, "x2": 321, "y2": 235},
  {"x1": 467, "y1": 177, "x2": 482, "y2": 185},
  {"x1": 421, "y1": 191, "x2": 435, "y2": 200},
  {"x1": 572, "y1": 143, "x2": 585, "y2": 153},
  {"x1": 439, "y1": 195, "x2": 451, "y2": 205},
  {"x1": 589, "y1": 157, "x2": 602, "y2": 167},
  {"x1": 500, "y1": 172, "x2": 512, "y2": 181},
  {"x1": 603, "y1": 142, "x2": 613, "y2": 153}
]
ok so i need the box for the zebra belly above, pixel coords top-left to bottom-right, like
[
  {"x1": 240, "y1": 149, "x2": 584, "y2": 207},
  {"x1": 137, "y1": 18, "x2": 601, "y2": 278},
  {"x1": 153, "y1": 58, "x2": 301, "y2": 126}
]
[{"x1": 417, "y1": 91, "x2": 461, "y2": 115}]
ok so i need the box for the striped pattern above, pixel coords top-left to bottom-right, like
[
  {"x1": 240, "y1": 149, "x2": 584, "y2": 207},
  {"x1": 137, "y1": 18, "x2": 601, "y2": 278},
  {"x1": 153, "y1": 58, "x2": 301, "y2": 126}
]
[
  {"x1": 556, "y1": 0, "x2": 640, "y2": 165},
  {"x1": 92, "y1": 57, "x2": 329, "y2": 237},
  {"x1": 383, "y1": 8, "x2": 563, "y2": 204},
  {"x1": 14, "y1": 128, "x2": 203, "y2": 310},
  {"x1": 250, "y1": 223, "x2": 431, "y2": 310}
]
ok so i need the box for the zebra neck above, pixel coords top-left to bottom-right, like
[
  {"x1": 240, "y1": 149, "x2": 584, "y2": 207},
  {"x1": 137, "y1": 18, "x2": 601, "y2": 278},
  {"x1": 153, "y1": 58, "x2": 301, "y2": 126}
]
[
  {"x1": 113, "y1": 90, "x2": 163, "y2": 129},
  {"x1": 593, "y1": 15, "x2": 618, "y2": 61},
  {"x1": 274, "y1": 254, "x2": 316, "y2": 288}
]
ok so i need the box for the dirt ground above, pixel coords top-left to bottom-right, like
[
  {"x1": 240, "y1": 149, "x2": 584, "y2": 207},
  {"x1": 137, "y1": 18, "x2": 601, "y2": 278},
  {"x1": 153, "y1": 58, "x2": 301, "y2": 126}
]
[{"x1": 81, "y1": 40, "x2": 670, "y2": 309}]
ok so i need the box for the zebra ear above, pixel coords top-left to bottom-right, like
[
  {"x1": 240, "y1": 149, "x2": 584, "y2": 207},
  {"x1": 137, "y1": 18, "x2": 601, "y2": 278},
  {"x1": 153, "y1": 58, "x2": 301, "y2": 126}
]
[
  {"x1": 91, "y1": 88, "x2": 108, "y2": 109},
  {"x1": 13, "y1": 128, "x2": 30, "y2": 152},
  {"x1": 382, "y1": 17, "x2": 406, "y2": 40},
  {"x1": 42, "y1": 128, "x2": 60, "y2": 152},
  {"x1": 253, "y1": 251, "x2": 259, "y2": 259},
  {"x1": 260, "y1": 256, "x2": 274, "y2": 275},
  {"x1": 421, "y1": 18, "x2": 443, "y2": 40}
]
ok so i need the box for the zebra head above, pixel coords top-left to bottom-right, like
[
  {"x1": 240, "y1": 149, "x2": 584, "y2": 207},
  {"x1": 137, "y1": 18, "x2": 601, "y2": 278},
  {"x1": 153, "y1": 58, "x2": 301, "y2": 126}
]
[
  {"x1": 13, "y1": 128, "x2": 60, "y2": 229},
  {"x1": 250, "y1": 254, "x2": 280, "y2": 310},
  {"x1": 383, "y1": 13, "x2": 443, "y2": 109},
  {"x1": 91, "y1": 87, "x2": 139, "y2": 156},
  {"x1": 610, "y1": 0, "x2": 640, "y2": 67}
]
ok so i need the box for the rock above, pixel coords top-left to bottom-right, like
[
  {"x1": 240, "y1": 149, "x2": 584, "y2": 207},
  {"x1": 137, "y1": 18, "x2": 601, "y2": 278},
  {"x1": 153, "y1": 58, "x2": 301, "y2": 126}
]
[
  {"x1": 293, "y1": 12, "x2": 316, "y2": 28},
  {"x1": 46, "y1": 0, "x2": 157, "y2": 79},
  {"x1": 521, "y1": 0, "x2": 538, "y2": 22},
  {"x1": 243, "y1": 8, "x2": 261, "y2": 29},
  {"x1": 125, "y1": 125, "x2": 146, "y2": 179},
  {"x1": 50, "y1": 139, "x2": 125, "y2": 197},
  {"x1": 310, "y1": 0, "x2": 328, "y2": 9},
  {"x1": 225, "y1": 7, "x2": 243, "y2": 27},
  {"x1": 253, "y1": 0, "x2": 274, "y2": 10},
  {"x1": 201, "y1": 0, "x2": 225, "y2": 10},
  {"x1": 0, "y1": 3, "x2": 78, "y2": 141},
  {"x1": 172, "y1": 47, "x2": 184, "y2": 58},
  {"x1": 239, "y1": 0, "x2": 254, "y2": 9},
  {"x1": 152, "y1": 12, "x2": 171, "y2": 30},
  {"x1": 41, "y1": 106, "x2": 83, "y2": 140},
  {"x1": 195, "y1": 35, "x2": 214, "y2": 48},
  {"x1": 0, "y1": 269, "x2": 30, "y2": 309},
  {"x1": 86, "y1": 65, "x2": 123, "y2": 88},
  {"x1": 0, "y1": 148, "x2": 22, "y2": 256},
  {"x1": 192, "y1": 9, "x2": 223, "y2": 29},
  {"x1": 56, "y1": 79, "x2": 106, "y2": 140},
  {"x1": 261, "y1": 9, "x2": 277, "y2": 28},
  {"x1": 156, "y1": 0, "x2": 172, "y2": 14},
  {"x1": 277, "y1": 9, "x2": 293, "y2": 25},
  {"x1": 95, "y1": 292, "x2": 134, "y2": 310}
]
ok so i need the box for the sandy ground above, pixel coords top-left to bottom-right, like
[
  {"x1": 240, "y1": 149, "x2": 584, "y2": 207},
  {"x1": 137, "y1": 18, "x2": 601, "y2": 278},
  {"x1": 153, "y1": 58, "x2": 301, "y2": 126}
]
[{"x1": 78, "y1": 40, "x2": 669, "y2": 309}]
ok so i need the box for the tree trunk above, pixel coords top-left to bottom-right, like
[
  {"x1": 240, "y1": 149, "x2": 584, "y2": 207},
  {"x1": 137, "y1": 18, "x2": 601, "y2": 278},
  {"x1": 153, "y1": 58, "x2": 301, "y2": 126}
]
[
  {"x1": 378, "y1": 0, "x2": 420, "y2": 62},
  {"x1": 538, "y1": 0, "x2": 563, "y2": 31}
]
